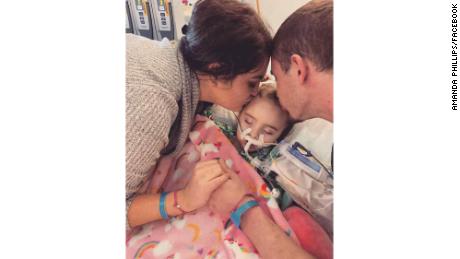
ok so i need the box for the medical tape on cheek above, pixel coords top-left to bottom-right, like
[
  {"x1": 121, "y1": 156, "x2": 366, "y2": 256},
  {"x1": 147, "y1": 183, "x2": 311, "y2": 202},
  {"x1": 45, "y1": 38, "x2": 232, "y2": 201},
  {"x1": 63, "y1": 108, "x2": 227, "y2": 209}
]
[
  {"x1": 244, "y1": 134, "x2": 266, "y2": 148},
  {"x1": 243, "y1": 136, "x2": 253, "y2": 155},
  {"x1": 240, "y1": 128, "x2": 270, "y2": 155},
  {"x1": 237, "y1": 127, "x2": 251, "y2": 153},
  {"x1": 239, "y1": 127, "x2": 256, "y2": 154}
]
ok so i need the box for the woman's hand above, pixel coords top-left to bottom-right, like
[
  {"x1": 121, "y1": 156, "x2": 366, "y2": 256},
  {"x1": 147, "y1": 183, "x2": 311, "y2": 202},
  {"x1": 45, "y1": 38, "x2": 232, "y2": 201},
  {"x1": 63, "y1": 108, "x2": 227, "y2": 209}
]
[
  {"x1": 180, "y1": 159, "x2": 230, "y2": 212},
  {"x1": 208, "y1": 159, "x2": 249, "y2": 219}
]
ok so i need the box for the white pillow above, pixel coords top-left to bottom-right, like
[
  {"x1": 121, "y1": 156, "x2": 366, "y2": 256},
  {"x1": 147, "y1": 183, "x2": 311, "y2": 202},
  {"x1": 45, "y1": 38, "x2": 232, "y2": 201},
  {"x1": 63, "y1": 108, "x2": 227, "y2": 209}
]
[{"x1": 283, "y1": 118, "x2": 333, "y2": 172}]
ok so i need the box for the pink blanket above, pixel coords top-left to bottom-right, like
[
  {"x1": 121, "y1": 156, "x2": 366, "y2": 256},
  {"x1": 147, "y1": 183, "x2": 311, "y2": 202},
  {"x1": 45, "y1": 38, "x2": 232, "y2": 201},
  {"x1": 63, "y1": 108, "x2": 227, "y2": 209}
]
[{"x1": 126, "y1": 115, "x2": 299, "y2": 259}]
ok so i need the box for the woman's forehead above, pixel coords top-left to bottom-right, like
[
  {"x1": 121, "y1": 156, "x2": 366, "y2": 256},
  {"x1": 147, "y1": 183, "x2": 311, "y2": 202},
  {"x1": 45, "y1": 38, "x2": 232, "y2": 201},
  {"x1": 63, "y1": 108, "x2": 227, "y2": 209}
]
[
  {"x1": 247, "y1": 69, "x2": 266, "y2": 80},
  {"x1": 247, "y1": 60, "x2": 269, "y2": 78}
]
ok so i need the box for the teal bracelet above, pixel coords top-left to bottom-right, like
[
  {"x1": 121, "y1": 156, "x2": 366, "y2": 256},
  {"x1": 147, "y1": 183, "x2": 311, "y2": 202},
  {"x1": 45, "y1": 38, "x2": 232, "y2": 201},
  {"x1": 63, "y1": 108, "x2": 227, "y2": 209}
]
[
  {"x1": 159, "y1": 192, "x2": 169, "y2": 220},
  {"x1": 230, "y1": 200, "x2": 258, "y2": 229}
]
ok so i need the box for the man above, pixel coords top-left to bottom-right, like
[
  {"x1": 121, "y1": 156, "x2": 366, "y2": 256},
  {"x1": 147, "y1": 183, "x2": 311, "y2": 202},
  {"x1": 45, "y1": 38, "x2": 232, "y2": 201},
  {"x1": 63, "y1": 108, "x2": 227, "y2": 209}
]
[
  {"x1": 272, "y1": 0, "x2": 333, "y2": 122},
  {"x1": 209, "y1": 1, "x2": 333, "y2": 258}
]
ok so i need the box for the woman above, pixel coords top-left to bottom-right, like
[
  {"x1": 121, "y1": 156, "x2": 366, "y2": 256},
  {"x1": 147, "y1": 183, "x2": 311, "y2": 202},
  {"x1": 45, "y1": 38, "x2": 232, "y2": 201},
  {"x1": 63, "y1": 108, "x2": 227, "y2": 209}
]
[{"x1": 126, "y1": 0, "x2": 271, "y2": 229}]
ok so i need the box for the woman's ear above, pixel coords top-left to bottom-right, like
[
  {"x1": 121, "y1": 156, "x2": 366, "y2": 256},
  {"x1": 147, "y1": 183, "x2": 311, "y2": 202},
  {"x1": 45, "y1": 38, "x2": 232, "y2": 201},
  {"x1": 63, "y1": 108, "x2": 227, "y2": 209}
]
[
  {"x1": 290, "y1": 54, "x2": 308, "y2": 85},
  {"x1": 210, "y1": 77, "x2": 219, "y2": 87},
  {"x1": 206, "y1": 63, "x2": 225, "y2": 87},
  {"x1": 197, "y1": 73, "x2": 219, "y2": 87}
]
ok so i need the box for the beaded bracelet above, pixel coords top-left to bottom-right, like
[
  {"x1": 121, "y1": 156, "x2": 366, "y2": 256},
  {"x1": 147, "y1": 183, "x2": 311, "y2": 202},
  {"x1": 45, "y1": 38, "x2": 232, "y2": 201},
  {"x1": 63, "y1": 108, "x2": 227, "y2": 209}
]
[{"x1": 173, "y1": 191, "x2": 187, "y2": 213}]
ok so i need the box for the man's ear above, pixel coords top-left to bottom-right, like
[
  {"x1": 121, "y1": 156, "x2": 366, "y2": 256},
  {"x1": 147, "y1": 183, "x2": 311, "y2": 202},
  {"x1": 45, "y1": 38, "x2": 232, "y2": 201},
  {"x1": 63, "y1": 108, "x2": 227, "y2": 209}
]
[{"x1": 290, "y1": 54, "x2": 308, "y2": 85}]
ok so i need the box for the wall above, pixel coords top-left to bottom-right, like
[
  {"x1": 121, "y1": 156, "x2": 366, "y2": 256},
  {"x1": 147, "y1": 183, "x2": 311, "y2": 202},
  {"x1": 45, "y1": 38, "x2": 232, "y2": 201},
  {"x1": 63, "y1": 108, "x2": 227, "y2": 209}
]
[
  {"x1": 170, "y1": 0, "x2": 310, "y2": 40},
  {"x1": 242, "y1": 0, "x2": 310, "y2": 35}
]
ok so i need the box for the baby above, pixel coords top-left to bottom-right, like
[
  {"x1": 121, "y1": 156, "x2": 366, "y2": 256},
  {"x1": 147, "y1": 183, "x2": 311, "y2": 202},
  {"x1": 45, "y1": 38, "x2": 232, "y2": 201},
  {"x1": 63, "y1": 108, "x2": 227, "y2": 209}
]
[
  {"x1": 205, "y1": 82, "x2": 291, "y2": 163},
  {"x1": 205, "y1": 82, "x2": 293, "y2": 205},
  {"x1": 235, "y1": 82, "x2": 291, "y2": 162}
]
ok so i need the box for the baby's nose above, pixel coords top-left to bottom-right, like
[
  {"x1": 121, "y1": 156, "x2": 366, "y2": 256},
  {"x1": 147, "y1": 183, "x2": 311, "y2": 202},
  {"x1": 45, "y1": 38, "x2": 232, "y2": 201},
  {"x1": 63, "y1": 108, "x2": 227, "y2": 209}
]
[{"x1": 250, "y1": 130, "x2": 260, "y2": 139}]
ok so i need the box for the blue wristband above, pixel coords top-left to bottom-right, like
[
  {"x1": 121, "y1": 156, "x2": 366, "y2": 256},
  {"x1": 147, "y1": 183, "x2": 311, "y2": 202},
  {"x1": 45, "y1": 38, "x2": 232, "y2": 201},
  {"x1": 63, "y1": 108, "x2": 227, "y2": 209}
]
[
  {"x1": 159, "y1": 192, "x2": 169, "y2": 220},
  {"x1": 230, "y1": 200, "x2": 258, "y2": 229}
]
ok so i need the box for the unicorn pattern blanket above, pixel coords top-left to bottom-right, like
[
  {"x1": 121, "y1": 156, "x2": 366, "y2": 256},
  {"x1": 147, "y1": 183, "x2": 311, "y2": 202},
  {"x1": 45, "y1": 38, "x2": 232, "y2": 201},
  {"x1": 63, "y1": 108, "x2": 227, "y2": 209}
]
[{"x1": 126, "y1": 116, "x2": 299, "y2": 259}]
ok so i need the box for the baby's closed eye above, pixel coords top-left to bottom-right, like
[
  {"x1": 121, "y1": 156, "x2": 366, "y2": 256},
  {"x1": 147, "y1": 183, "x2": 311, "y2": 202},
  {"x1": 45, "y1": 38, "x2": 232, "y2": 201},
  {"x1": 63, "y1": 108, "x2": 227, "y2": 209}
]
[
  {"x1": 264, "y1": 129, "x2": 275, "y2": 135},
  {"x1": 244, "y1": 118, "x2": 253, "y2": 125}
]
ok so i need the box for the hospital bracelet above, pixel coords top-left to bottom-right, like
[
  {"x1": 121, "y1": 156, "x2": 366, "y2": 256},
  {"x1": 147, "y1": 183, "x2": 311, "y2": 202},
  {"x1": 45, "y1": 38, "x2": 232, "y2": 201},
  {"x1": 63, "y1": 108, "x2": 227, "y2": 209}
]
[
  {"x1": 232, "y1": 193, "x2": 254, "y2": 212},
  {"x1": 159, "y1": 192, "x2": 169, "y2": 220},
  {"x1": 230, "y1": 200, "x2": 259, "y2": 229}
]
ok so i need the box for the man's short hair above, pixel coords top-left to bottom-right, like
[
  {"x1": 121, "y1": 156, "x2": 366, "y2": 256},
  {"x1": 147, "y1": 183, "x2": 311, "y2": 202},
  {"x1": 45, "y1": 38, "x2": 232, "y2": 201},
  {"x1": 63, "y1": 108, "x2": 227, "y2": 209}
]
[{"x1": 273, "y1": 0, "x2": 333, "y2": 72}]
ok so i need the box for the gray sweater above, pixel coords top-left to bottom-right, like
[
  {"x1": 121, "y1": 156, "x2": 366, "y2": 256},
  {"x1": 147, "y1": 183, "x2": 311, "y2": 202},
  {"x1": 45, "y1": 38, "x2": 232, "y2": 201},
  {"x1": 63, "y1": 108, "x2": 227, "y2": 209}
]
[{"x1": 126, "y1": 34, "x2": 200, "y2": 228}]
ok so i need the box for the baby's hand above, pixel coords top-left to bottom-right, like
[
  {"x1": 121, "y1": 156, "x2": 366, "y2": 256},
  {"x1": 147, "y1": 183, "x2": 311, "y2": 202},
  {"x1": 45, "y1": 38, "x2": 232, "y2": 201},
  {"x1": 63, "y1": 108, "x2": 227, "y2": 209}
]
[
  {"x1": 208, "y1": 159, "x2": 249, "y2": 219},
  {"x1": 180, "y1": 159, "x2": 230, "y2": 212}
]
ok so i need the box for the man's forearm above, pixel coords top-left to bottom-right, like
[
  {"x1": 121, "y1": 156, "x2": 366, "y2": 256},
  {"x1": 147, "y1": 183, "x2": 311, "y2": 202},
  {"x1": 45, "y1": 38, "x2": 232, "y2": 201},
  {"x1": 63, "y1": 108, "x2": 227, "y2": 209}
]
[{"x1": 240, "y1": 205, "x2": 316, "y2": 259}]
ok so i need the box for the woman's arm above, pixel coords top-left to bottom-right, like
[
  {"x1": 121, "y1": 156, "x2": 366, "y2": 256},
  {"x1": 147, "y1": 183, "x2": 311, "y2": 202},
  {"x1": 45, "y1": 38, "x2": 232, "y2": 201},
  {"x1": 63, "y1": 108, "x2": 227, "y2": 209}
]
[
  {"x1": 128, "y1": 160, "x2": 230, "y2": 228},
  {"x1": 125, "y1": 83, "x2": 178, "y2": 229},
  {"x1": 128, "y1": 191, "x2": 185, "y2": 228}
]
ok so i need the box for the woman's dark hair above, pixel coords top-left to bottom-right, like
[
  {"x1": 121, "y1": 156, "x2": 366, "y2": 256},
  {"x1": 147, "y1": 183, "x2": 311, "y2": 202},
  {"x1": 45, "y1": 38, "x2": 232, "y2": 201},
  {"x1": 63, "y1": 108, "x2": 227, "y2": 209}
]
[{"x1": 179, "y1": 0, "x2": 272, "y2": 80}]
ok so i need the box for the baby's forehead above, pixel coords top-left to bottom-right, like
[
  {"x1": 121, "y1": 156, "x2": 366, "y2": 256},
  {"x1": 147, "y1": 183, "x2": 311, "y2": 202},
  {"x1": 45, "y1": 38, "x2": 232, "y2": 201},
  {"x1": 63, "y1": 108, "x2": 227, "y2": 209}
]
[
  {"x1": 242, "y1": 97, "x2": 289, "y2": 123},
  {"x1": 244, "y1": 96, "x2": 281, "y2": 112}
]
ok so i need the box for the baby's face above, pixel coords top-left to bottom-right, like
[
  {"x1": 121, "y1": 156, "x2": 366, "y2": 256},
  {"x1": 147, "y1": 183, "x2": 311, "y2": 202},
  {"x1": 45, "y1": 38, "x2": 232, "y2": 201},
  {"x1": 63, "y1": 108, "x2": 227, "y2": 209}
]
[{"x1": 236, "y1": 96, "x2": 289, "y2": 152}]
